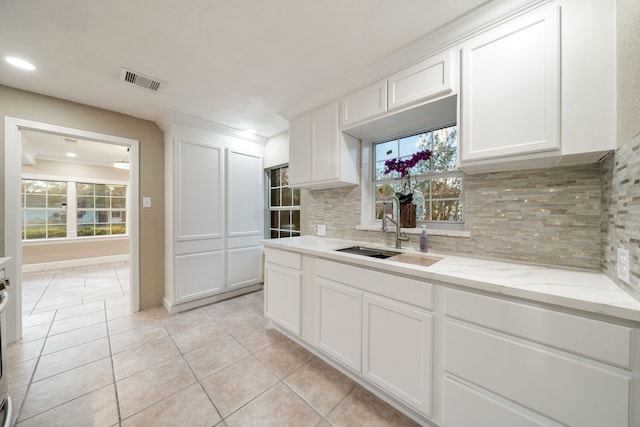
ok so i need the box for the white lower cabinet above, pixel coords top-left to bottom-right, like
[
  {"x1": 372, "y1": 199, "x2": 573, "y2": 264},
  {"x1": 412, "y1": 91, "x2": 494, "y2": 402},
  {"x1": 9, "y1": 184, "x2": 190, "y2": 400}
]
[
  {"x1": 314, "y1": 260, "x2": 433, "y2": 417},
  {"x1": 264, "y1": 248, "x2": 302, "y2": 335},
  {"x1": 443, "y1": 288, "x2": 633, "y2": 427},
  {"x1": 316, "y1": 278, "x2": 362, "y2": 371},
  {"x1": 362, "y1": 294, "x2": 432, "y2": 416}
]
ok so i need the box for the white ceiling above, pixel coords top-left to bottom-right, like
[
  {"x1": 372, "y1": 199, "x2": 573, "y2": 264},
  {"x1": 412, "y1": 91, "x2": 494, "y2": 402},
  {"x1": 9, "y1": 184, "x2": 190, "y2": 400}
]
[{"x1": 0, "y1": 0, "x2": 489, "y2": 140}]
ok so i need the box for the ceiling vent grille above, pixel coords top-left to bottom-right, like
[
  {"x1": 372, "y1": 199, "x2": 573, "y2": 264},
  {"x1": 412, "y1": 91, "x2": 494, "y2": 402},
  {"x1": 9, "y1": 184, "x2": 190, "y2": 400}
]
[{"x1": 120, "y1": 68, "x2": 166, "y2": 92}]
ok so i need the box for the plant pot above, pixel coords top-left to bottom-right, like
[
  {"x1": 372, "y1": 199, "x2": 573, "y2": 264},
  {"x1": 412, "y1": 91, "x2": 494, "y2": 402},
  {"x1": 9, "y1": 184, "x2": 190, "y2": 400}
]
[{"x1": 399, "y1": 203, "x2": 416, "y2": 228}]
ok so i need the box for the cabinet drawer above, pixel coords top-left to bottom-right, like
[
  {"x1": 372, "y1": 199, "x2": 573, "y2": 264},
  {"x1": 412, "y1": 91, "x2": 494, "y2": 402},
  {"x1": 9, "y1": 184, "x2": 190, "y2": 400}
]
[
  {"x1": 444, "y1": 378, "x2": 548, "y2": 427},
  {"x1": 264, "y1": 248, "x2": 302, "y2": 270},
  {"x1": 317, "y1": 259, "x2": 433, "y2": 309},
  {"x1": 445, "y1": 320, "x2": 630, "y2": 427},
  {"x1": 444, "y1": 288, "x2": 633, "y2": 367}
]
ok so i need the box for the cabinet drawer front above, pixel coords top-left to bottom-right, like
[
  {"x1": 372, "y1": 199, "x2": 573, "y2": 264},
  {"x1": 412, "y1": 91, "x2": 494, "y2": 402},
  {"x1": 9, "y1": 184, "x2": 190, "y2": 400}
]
[
  {"x1": 317, "y1": 259, "x2": 433, "y2": 309},
  {"x1": 264, "y1": 248, "x2": 302, "y2": 270},
  {"x1": 445, "y1": 321, "x2": 630, "y2": 427},
  {"x1": 444, "y1": 378, "x2": 550, "y2": 427},
  {"x1": 444, "y1": 288, "x2": 632, "y2": 367}
]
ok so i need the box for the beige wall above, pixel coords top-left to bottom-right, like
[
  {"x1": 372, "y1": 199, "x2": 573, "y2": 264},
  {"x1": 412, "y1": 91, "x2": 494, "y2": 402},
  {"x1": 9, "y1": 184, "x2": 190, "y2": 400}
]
[{"x1": 0, "y1": 85, "x2": 165, "y2": 309}]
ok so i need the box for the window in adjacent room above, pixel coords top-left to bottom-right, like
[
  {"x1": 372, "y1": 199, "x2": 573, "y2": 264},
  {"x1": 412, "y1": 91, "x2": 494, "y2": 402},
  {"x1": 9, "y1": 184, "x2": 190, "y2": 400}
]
[
  {"x1": 373, "y1": 124, "x2": 464, "y2": 224},
  {"x1": 77, "y1": 183, "x2": 127, "y2": 237},
  {"x1": 21, "y1": 178, "x2": 128, "y2": 241},
  {"x1": 21, "y1": 179, "x2": 68, "y2": 239},
  {"x1": 268, "y1": 166, "x2": 301, "y2": 238}
]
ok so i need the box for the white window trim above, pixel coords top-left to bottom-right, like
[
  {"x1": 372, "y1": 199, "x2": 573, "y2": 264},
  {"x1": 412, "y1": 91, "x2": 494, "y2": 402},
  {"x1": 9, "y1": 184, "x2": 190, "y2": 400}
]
[{"x1": 21, "y1": 173, "x2": 130, "y2": 241}]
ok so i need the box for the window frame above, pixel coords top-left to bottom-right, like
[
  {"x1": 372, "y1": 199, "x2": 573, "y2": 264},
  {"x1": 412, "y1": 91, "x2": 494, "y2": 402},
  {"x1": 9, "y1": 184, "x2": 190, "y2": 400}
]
[
  {"x1": 365, "y1": 124, "x2": 465, "y2": 230},
  {"x1": 267, "y1": 165, "x2": 301, "y2": 239},
  {"x1": 21, "y1": 173, "x2": 130, "y2": 242}
]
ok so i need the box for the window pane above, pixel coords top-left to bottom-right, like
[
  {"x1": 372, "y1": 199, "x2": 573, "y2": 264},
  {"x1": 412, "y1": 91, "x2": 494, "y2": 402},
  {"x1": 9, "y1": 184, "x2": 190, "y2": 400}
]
[
  {"x1": 375, "y1": 140, "x2": 397, "y2": 162},
  {"x1": 111, "y1": 224, "x2": 126, "y2": 235},
  {"x1": 270, "y1": 169, "x2": 280, "y2": 188},
  {"x1": 25, "y1": 194, "x2": 46, "y2": 208},
  {"x1": 293, "y1": 189, "x2": 301, "y2": 205},
  {"x1": 292, "y1": 210, "x2": 300, "y2": 231},
  {"x1": 25, "y1": 226, "x2": 46, "y2": 240},
  {"x1": 432, "y1": 177, "x2": 462, "y2": 198},
  {"x1": 24, "y1": 180, "x2": 46, "y2": 194},
  {"x1": 48, "y1": 211, "x2": 66, "y2": 225},
  {"x1": 431, "y1": 127, "x2": 458, "y2": 172},
  {"x1": 270, "y1": 230, "x2": 279, "y2": 239},
  {"x1": 270, "y1": 189, "x2": 281, "y2": 207},
  {"x1": 111, "y1": 197, "x2": 126, "y2": 209},
  {"x1": 47, "y1": 181, "x2": 67, "y2": 195},
  {"x1": 77, "y1": 183, "x2": 93, "y2": 195},
  {"x1": 270, "y1": 211, "x2": 279, "y2": 229},
  {"x1": 94, "y1": 184, "x2": 108, "y2": 197},
  {"x1": 279, "y1": 211, "x2": 292, "y2": 231},
  {"x1": 24, "y1": 211, "x2": 46, "y2": 225},
  {"x1": 95, "y1": 197, "x2": 108, "y2": 208},
  {"x1": 48, "y1": 225, "x2": 67, "y2": 238},
  {"x1": 282, "y1": 188, "x2": 292, "y2": 206},
  {"x1": 77, "y1": 197, "x2": 94, "y2": 209},
  {"x1": 399, "y1": 133, "x2": 424, "y2": 157},
  {"x1": 431, "y1": 200, "x2": 462, "y2": 221},
  {"x1": 96, "y1": 211, "x2": 110, "y2": 223},
  {"x1": 78, "y1": 226, "x2": 94, "y2": 237},
  {"x1": 110, "y1": 185, "x2": 126, "y2": 197},
  {"x1": 47, "y1": 195, "x2": 66, "y2": 208},
  {"x1": 77, "y1": 211, "x2": 95, "y2": 224},
  {"x1": 95, "y1": 225, "x2": 110, "y2": 235}
]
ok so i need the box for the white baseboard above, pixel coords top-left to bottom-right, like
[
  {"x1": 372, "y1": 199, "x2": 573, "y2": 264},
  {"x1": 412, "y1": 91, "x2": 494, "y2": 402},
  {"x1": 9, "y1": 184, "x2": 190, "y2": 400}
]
[{"x1": 22, "y1": 254, "x2": 130, "y2": 273}]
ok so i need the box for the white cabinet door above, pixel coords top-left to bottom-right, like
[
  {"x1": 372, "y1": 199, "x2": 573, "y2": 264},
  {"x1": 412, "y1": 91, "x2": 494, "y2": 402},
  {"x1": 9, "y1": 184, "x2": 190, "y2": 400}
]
[
  {"x1": 176, "y1": 139, "x2": 224, "y2": 240},
  {"x1": 315, "y1": 278, "x2": 362, "y2": 372},
  {"x1": 340, "y1": 79, "x2": 388, "y2": 128},
  {"x1": 288, "y1": 102, "x2": 359, "y2": 189},
  {"x1": 388, "y1": 50, "x2": 454, "y2": 112},
  {"x1": 265, "y1": 263, "x2": 301, "y2": 335},
  {"x1": 175, "y1": 251, "x2": 225, "y2": 302},
  {"x1": 460, "y1": 6, "x2": 559, "y2": 163},
  {"x1": 362, "y1": 294, "x2": 433, "y2": 416},
  {"x1": 310, "y1": 102, "x2": 340, "y2": 183}
]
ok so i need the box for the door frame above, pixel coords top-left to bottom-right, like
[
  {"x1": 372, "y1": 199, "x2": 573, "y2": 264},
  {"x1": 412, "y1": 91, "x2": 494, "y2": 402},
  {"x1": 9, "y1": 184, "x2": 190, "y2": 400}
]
[{"x1": 4, "y1": 117, "x2": 141, "y2": 343}]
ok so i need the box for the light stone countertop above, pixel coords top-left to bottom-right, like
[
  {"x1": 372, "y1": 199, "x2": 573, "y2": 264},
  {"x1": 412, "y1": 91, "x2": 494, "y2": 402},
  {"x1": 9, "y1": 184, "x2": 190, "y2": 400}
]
[{"x1": 262, "y1": 236, "x2": 640, "y2": 324}]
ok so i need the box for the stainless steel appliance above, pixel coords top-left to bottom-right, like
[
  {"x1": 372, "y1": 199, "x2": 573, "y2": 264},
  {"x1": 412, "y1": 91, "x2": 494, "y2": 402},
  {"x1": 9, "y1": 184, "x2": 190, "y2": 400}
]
[{"x1": 0, "y1": 278, "x2": 13, "y2": 427}]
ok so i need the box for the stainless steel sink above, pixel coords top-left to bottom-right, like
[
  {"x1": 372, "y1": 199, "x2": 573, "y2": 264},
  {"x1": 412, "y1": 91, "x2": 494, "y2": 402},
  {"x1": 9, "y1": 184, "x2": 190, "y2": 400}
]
[{"x1": 335, "y1": 246, "x2": 401, "y2": 259}]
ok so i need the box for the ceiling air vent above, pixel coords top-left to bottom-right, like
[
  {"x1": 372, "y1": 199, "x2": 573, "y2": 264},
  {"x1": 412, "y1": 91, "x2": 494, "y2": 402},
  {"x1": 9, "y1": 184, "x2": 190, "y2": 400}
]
[{"x1": 120, "y1": 68, "x2": 166, "y2": 92}]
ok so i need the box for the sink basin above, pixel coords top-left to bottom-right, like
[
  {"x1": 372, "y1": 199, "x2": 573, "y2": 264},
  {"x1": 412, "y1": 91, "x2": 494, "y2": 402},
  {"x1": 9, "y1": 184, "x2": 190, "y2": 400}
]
[
  {"x1": 335, "y1": 246, "x2": 401, "y2": 259},
  {"x1": 335, "y1": 246, "x2": 443, "y2": 266}
]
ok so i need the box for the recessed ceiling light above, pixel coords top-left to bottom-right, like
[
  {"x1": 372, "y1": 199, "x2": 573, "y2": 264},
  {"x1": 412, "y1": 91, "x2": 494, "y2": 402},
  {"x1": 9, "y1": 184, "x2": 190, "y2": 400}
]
[
  {"x1": 113, "y1": 161, "x2": 130, "y2": 170},
  {"x1": 5, "y1": 56, "x2": 36, "y2": 71},
  {"x1": 65, "y1": 152, "x2": 77, "y2": 158},
  {"x1": 244, "y1": 128, "x2": 257, "y2": 135}
]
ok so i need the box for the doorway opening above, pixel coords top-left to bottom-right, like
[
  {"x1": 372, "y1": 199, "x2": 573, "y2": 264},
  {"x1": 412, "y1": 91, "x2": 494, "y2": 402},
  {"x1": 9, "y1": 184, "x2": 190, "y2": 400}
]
[{"x1": 4, "y1": 117, "x2": 140, "y2": 344}]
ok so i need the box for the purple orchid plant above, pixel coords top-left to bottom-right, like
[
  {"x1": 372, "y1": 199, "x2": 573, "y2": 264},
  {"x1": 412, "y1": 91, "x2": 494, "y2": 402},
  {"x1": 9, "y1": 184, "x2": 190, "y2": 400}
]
[{"x1": 383, "y1": 149, "x2": 432, "y2": 204}]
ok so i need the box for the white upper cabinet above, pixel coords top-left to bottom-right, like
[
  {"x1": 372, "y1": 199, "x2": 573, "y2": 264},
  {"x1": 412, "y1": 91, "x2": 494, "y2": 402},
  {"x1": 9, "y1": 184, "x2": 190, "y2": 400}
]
[
  {"x1": 388, "y1": 50, "x2": 454, "y2": 112},
  {"x1": 459, "y1": 6, "x2": 560, "y2": 164},
  {"x1": 340, "y1": 79, "x2": 387, "y2": 128},
  {"x1": 289, "y1": 101, "x2": 359, "y2": 189},
  {"x1": 339, "y1": 49, "x2": 456, "y2": 133}
]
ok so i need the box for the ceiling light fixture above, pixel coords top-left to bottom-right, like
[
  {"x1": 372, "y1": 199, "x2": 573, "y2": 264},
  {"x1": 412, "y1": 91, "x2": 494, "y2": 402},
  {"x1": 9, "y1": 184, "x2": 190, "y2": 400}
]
[
  {"x1": 5, "y1": 56, "x2": 36, "y2": 71},
  {"x1": 65, "y1": 152, "x2": 77, "y2": 158},
  {"x1": 244, "y1": 128, "x2": 257, "y2": 135},
  {"x1": 113, "y1": 147, "x2": 130, "y2": 170}
]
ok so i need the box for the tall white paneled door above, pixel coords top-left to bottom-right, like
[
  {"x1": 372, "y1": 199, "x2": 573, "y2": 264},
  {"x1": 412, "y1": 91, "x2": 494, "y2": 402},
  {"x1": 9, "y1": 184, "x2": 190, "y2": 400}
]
[
  {"x1": 226, "y1": 148, "x2": 264, "y2": 290},
  {"x1": 164, "y1": 133, "x2": 264, "y2": 313}
]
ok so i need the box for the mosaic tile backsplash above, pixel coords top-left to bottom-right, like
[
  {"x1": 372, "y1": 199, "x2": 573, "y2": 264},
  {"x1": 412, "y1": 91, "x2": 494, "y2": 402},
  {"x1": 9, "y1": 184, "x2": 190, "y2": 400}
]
[
  {"x1": 303, "y1": 163, "x2": 604, "y2": 271},
  {"x1": 601, "y1": 134, "x2": 640, "y2": 299}
]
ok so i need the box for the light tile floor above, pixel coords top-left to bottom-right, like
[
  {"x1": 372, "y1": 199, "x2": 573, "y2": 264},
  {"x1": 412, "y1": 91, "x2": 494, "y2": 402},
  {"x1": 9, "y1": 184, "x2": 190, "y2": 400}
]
[{"x1": 9, "y1": 262, "x2": 419, "y2": 426}]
